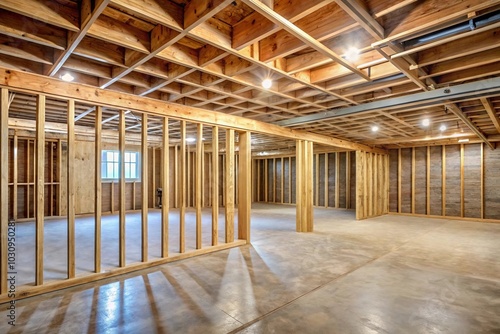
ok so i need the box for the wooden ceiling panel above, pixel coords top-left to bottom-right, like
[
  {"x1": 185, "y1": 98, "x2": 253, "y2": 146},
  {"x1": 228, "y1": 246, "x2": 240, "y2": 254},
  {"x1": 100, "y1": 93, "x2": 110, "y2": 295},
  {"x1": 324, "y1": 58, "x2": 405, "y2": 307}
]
[{"x1": 0, "y1": 0, "x2": 499, "y2": 149}]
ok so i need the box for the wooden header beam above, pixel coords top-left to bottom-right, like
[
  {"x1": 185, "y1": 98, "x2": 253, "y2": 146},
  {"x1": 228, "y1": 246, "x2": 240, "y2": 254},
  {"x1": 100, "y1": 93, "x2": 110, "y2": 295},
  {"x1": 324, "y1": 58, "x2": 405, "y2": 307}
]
[{"x1": 0, "y1": 68, "x2": 386, "y2": 154}]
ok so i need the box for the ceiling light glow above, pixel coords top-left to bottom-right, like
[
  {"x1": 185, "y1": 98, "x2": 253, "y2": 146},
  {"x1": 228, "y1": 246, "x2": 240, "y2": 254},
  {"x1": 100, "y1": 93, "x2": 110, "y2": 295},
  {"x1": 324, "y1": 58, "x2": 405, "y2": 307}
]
[
  {"x1": 458, "y1": 138, "x2": 470, "y2": 143},
  {"x1": 345, "y1": 47, "x2": 360, "y2": 62},
  {"x1": 371, "y1": 125, "x2": 379, "y2": 132},
  {"x1": 439, "y1": 124, "x2": 447, "y2": 132},
  {"x1": 186, "y1": 137, "x2": 196, "y2": 143},
  {"x1": 422, "y1": 118, "x2": 430, "y2": 126},
  {"x1": 262, "y1": 78, "x2": 272, "y2": 89},
  {"x1": 61, "y1": 73, "x2": 74, "y2": 82}
]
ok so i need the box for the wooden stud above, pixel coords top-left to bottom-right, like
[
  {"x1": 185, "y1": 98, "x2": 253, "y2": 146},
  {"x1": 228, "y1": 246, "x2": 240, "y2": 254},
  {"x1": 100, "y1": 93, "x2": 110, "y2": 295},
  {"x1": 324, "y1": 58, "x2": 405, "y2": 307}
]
[
  {"x1": 94, "y1": 106, "x2": 102, "y2": 273},
  {"x1": 385, "y1": 154, "x2": 390, "y2": 214},
  {"x1": 426, "y1": 146, "x2": 430, "y2": 215},
  {"x1": 281, "y1": 157, "x2": 284, "y2": 204},
  {"x1": 187, "y1": 146, "x2": 191, "y2": 207},
  {"x1": 225, "y1": 129, "x2": 235, "y2": 243},
  {"x1": 13, "y1": 135, "x2": 18, "y2": 220},
  {"x1": 272, "y1": 158, "x2": 276, "y2": 202},
  {"x1": 335, "y1": 152, "x2": 340, "y2": 208},
  {"x1": 460, "y1": 144, "x2": 464, "y2": 218},
  {"x1": 355, "y1": 151, "x2": 363, "y2": 220},
  {"x1": 35, "y1": 94, "x2": 45, "y2": 285},
  {"x1": 315, "y1": 154, "x2": 319, "y2": 206},
  {"x1": 161, "y1": 117, "x2": 169, "y2": 257},
  {"x1": 57, "y1": 139, "x2": 62, "y2": 216},
  {"x1": 397, "y1": 148, "x2": 401, "y2": 213},
  {"x1": 307, "y1": 141, "x2": 314, "y2": 231},
  {"x1": 367, "y1": 153, "x2": 373, "y2": 217},
  {"x1": 346, "y1": 152, "x2": 351, "y2": 209},
  {"x1": 374, "y1": 154, "x2": 379, "y2": 216},
  {"x1": 363, "y1": 152, "x2": 368, "y2": 219},
  {"x1": 480, "y1": 143, "x2": 484, "y2": 219},
  {"x1": 264, "y1": 159, "x2": 268, "y2": 202},
  {"x1": 211, "y1": 126, "x2": 219, "y2": 245},
  {"x1": 119, "y1": 110, "x2": 126, "y2": 267},
  {"x1": 67, "y1": 99, "x2": 75, "y2": 278},
  {"x1": 0, "y1": 88, "x2": 8, "y2": 294},
  {"x1": 110, "y1": 180, "x2": 114, "y2": 214},
  {"x1": 141, "y1": 113, "x2": 149, "y2": 261},
  {"x1": 151, "y1": 147, "x2": 155, "y2": 208},
  {"x1": 442, "y1": 145, "x2": 446, "y2": 216},
  {"x1": 296, "y1": 141, "x2": 303, "y2": 230},
  {"x1": 179, "y1": 121, "x2": 186, "y2": 253},
  {"x1": 288, "y1": 156, "x2": 292, "y2": 204},
  {"x1": 324, "y1": 153, "x2": 329, "y2": 208},
  {"x1": 195, "y1": 123, "x2": 203, "y2": 249},
  {"x1": 238, "y1": 131, "x2": 251, "y2": 242},
  {"x1": 411, "y1": 147, "x2": 415, "y2": 214},
  {"x1": 174, "y1": 145, "x2": 178, "y2": 208},
  {"x1": 26, "y1": 139, "x2": 30, "y2": 219}
]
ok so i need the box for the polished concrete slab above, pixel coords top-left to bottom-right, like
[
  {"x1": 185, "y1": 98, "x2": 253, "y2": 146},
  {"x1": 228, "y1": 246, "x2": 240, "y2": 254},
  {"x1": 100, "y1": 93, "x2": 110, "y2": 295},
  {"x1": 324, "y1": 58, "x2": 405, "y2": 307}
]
[{"x1": 1, "y1": 204, "x2": 499, "y2": 333}]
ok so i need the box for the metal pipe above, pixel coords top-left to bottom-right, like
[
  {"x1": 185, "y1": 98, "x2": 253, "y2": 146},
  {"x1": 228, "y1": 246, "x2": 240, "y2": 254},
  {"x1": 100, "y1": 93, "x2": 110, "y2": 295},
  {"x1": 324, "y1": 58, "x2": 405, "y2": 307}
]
[{"x1": 404, "y1": 10, "x2": 500, "y2": 48}]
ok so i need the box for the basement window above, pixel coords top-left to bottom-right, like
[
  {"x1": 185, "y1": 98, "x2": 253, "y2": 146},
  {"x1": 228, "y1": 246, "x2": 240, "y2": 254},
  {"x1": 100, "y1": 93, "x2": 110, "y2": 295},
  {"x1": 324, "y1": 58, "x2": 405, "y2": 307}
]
[{"x1": 101, "y1": 150, "x2": 140, "y2": 180}]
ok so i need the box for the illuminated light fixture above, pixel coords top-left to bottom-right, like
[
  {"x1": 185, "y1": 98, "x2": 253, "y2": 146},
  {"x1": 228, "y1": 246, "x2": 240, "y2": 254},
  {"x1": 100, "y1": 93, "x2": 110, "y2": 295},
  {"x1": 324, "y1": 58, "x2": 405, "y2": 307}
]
[
  {"x1": 61, "y1": 73, "x2": 74, "y2": 82},
  {"x1": 344, "y1": 47, "x2": 360, "y2": 62},
  {"x1": 186, "y1": 137, "x2": 196, "y2": 143},
  {"x1": 371, "y1": 125, "x2": 379, "y2": 132},
  {"x1": 439, "y1": 124, "x2": 447, "y2": 132},
  {"x1": 262, "y1": 78, "x2": 272, "y2": 89},
  {"x1": 422, "y1": 118, "x2": 430, "y2": 126},
  {"x1": 458, "y1": 138, "x2": 470, "y2": 143}
]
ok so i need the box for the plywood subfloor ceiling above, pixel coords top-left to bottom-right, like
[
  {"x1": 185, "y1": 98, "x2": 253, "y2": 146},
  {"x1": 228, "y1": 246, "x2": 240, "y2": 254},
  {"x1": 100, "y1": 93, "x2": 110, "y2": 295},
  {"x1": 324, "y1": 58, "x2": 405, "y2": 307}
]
[{"x1": 1, "y1": 0, "x2": 500, "y2": 150}]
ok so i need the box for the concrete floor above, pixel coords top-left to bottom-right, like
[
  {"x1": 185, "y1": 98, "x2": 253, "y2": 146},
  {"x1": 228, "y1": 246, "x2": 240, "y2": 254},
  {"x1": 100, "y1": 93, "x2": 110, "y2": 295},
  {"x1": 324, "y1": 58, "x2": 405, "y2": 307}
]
[{"x1": 1, "y1": 203, "x2": 500, "y2": 333}]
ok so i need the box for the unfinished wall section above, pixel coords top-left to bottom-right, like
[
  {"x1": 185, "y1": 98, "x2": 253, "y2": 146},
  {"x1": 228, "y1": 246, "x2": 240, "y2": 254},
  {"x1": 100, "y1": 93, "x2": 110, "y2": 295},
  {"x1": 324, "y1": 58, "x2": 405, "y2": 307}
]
[{"x1": 389, "y1": 144, "x2": 500, "y2": 221}]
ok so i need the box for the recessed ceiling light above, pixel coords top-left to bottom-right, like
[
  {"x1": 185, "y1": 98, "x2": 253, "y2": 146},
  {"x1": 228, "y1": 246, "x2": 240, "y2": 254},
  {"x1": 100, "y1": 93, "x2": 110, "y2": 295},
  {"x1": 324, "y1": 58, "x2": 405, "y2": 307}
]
[
  {"x1": 345, "y1": 47, "x2": 360, "y2": 62},
  {"x1": 61, "y1": 73, "x2": 74, "y2": 82},
  {"x1": 439, "y1": 124, "x2": 447, "y2": 132},
  {"x1": 262, "y1": 78, "x2": 272, "y2": 89},
  {"x1": 186, "y1": 137, "x2": 196, "y2": 143},
  {"x1": 422, "y1": 118, "x2": 430, "y2": 126},
  {"x1": 371, "y1": 125, "x2": 379, "y2": 132}
]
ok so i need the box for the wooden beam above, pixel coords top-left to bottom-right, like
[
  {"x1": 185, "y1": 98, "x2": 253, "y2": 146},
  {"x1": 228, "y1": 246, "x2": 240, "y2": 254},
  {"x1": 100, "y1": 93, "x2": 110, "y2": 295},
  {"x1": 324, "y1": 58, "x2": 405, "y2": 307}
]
[
  {"x1": 446, "y1": 103, "x2": 494, "y2": 150},
  {"x1": 334, "y1": 0, "x2": 384, "y2": 39},
  {"x1": 47, "y1": 0, "x2": 111, "y2": 76},
  {"x1": 161, "y1": 117, "x2": 169, "y2": 257},
  {"x1": 141, "y1": 113, "x2": 148, "y2": 261},
  {"x1": 241, "y1": 0, "x2": 369, "y2": 80},
  {"x1": 238, "y1": 131, "x2": 251, "y2": 242},
  {"x1": 196, "y1": 123, "x2": 203, "y2": 249},
  {"x1": 481, "y1": 98, "x2": 500, "y2": 134},
  {"x1": 35, "y1": 94, "x2": 45, "y2": 285},
  {"x1": 0, "y1": 68, "x2": 386, "y2": 154},
  {"x1": 225, "y1": 129, "x2": 235, "y2": 243},
  {"x1": 296, "y1": 141, "x2": 303, "y2": 229},
  {"x1": 0, "y1": 88, "x2": 8, "y2": 294},
  {"x1": 119, "y1": 110, "x2": 126, "y2": 267},
  {"x1": 94, "y1": 106, "x2": 102, "y2": 273},
  {"x1": 67, "y1": 99, "x2": 75, "y2": 278},
  {"x1": 211, "y1": 126, "x2": 219, "y2": 245},
  {"x1": 179, "y1": 121, "x2": 186, "y2": 253},
  {"x1": 184, "y1": 0, "x2": 234, "y2": 29}
]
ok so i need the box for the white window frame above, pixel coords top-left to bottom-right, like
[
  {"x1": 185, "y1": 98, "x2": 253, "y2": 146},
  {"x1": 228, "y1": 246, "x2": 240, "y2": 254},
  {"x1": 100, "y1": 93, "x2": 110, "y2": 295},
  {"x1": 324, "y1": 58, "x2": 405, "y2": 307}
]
[{"x1": 101, "y1": 150, "x2": 140, "y2": 181}]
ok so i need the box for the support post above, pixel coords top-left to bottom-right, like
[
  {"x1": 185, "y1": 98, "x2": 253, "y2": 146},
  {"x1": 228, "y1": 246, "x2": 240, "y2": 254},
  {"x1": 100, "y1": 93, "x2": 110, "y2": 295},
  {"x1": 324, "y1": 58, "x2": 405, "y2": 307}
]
[
  {"x1": 67, "y1": 99, "x2": 75, "y2": 278},
  {"x1": 238, "y1": 131, "x2": 251, "y2": 242},
  {"x1": 141, "y1": 113, "x2": 149, "y2": 261},
  {"x1": 225, "y1": 129, "x2": 235, "y2": 242},
  {"x1": 161, "y1": 117, "x2": 169, "y2": 257},
  {"x1": 296, "y1": 140, "x2": 313, "y2": 232},
  {"x1": 211, "y1": 126, "x2": 219, "y2": 245},
  {"x1": 195, "y1": 123, "x2": 203, "y2": 249},
  {"x1": 0, "y1": 88, "x2": 8, "y2": 293},
  {"x1": 35, "y1": 94, "x2": 45, "y2": 285},
  {"x1": 94, "y1": 106, "x2": 102, "y2": 273},
  {"x1": 179, "y1": 121, "x2": 186, "y2": 253},
  {"x1": 119, "y1": 110, "x2": 125, "y2": 267}
]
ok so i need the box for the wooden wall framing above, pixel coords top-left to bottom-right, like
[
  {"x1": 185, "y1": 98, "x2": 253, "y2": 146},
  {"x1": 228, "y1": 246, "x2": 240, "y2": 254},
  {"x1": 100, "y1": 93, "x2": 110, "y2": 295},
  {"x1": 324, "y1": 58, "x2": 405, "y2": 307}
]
[{"x1": 389, "y1": 144, "x2": 500, "y2": 221}]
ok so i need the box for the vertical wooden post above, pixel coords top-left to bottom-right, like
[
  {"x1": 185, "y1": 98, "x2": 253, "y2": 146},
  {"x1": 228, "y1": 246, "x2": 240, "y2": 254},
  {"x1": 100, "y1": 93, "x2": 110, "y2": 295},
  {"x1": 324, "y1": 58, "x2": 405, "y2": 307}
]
[
  {"x1": 460, "y1": 144, "x2": 464, "y2": 218},
  {"x1": 288, "y1": 157, "x2": 292, "y2": 204},
  {"x1": 35, "y1": 94, "x2": 45, "y2": 285},
  {"x1": 346, "y1": 152, "x2": 351, "y2": 209},
  {"x1": 67, "y1": 99, "x2": 75, "y2": 278},
  {"x1": 264, "y1": 159, "x2": 268, "y2": 202},
  {"x1": 27, "y1": 140, "x2": 30, "y2": 219},
  {"x1": 280, "y1": 157, "x2": 284, "y2": 204},
  {"x1": 195, "y1": 123, "x2": 203, "y2": 249},
  {"x1": 315, "y1": 154, "x2": 319, "y2": 206},
  {"x1": 174, "y1": 145, "x2": 178, "y2": 208},
  {"x1": 411, "y1": 147, "x2": 415, "y2": 214},
  {"x1": 94, "y1": 106, "x2": 102, "y2": 273},
  {"x1": 355, "y1": 151, "x2": 363, "y2": 220},
  {"x1": 238, "y1": 131, "x2": 251, "y2": 242},
  {"x1": 335, "y1": 152, "x2": 340, "y2": 208},
  {"x1": 367, "y1": 153, "x2": 373, "y2": 217},
  {"x1": 0, "y1": 88, "x2": 9, "y2": 293},
  {"x1": 442, "y1": 145, "x2": 446, "y2": 216},
  {"x1": 151, "y1": 147, "x2": 155, "y2": 208},
  {"x1": 13, "y1": 135, "x2": 18, "y2": 221},
  {"x1": 187, "y1": 146, "x2": 191, "y2": 208},
  {"x1": 211, "y1": 126, "x2": 219, "y2": 245},
  {"x1": 179, "y1": 121, "x2": 186, "y2": 253},
  {"x1": 397, "y1": 148, "x2": 401, "y2": 213},
  {"x1": 296, "y1": 140, "x2": 313, "y2": 232},
  {"x1": 385, "y1": 154, "x2": 390, "y2": 214},
  {"x1": 141, "y1": 113, "x2": 149, "y2": 261},
  {"x1": 272, "y1": 158, "x2": 276, "y2": 202},
  {"x1": 161, "y1": 117, "x2": 169, "y2": 257},
  {"x1": 480, "y1": 143, "x2": 484, "y2": 219},
  {"x1": 57, "y1": 139, "x2": 62, "y2": 216},
  {"x1": 225, "y1": 129, "x2": 235, "y2": 243},
  {"x1": 426, "y1": 146, "x2": 431, "y2": 215},
  {"x1": 325, "y1": 153, "x2": 329, "y2": 208},
  {"x1": 119, "y1": 110, "x2": 126, "y2": 267}
]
